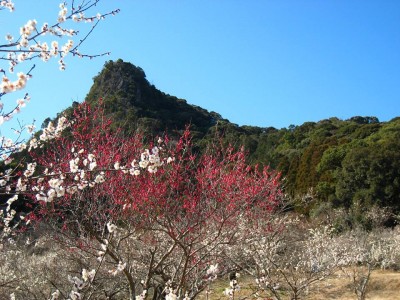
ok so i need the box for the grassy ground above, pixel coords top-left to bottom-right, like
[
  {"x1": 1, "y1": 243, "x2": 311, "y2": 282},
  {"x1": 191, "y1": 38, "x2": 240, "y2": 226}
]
[
  {"x1": 309, "y1": 269, "x2": 400, "y2": 300},
  {"x1": 199, "y1": 269, "x2": 400, "y2": 300}
]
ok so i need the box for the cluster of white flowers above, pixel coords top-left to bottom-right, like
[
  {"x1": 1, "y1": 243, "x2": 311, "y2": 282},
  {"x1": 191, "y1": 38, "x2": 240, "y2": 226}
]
[
  {"x1": 35, "y1": 151, "x2": 106, "y2": 202},
  {"x1": 0, "y1": 93, "x2": 31, "y2": 127},
  {"x1": 49, "y1": 290, "x2": 60, "y2": 300},
  {"x1": 109, "y1": 260, "x2": 126, "y2": 276},
  {"x1": 96, "y1": 240, "x2": 108, "y2": 261},
  {"x1": 223, "y1": 276, "x2": 240, "y2": 299},
  {"x1": 1, "y1": 137, "x2": 16, "y2": 153},
  {"x1": 36, "y1": 116, "x2": 69, "y2": 143},
  {"x1": 107, "y1": 221, "x2": 117, "y2": 233},
  {"x1": 117, "y1": 146, "x2": 166, "y2": 179},
  {"x1": 138, "y1": 146, "x2": 162, "y2": 173},
  {"x1": 64, "y1": 268, "x2": 96, "y2": 300},
  {"x1": 81, "y1": 268, "x2": 96, "y2": 282},
  {"x1": 0, "y1": 153, "x2": 12, "y2": 165},
  {"x1": 1, "y1": 130, "x2": 31, "y2": 161},
  {"x1": 23, "y1": 162, "x2": 36, "y2": 177},
  {"x1": 18, "y1": 19, "x2": 37, "y2": 48},
  {"x1": 135, "y1": 289, "x2": 147, "y2": 300},
  {"x1": 58, "y1": 2, "x2": 68, "y2": 23},
  {"x1": 164, "y1": 281, "x2": 178, "y2": 300},
  {"x1": 206, "y1": 263, "x2": 218, "y2": 281},
  {"x1": 2, "y1": 1, "x2": 116, "y2": 75},
  {"x1": 0, "y1": 72, "x2": 28, "y2": 94},
  {"x1": 0, "y1": 0, "x2": 14, "y2": 11},
  {"x1": 0, "y1": 1, "x2": 120, "y2": 207},
  {"x1": 0, "y1": 118, "x2": 69, "y2": 206},
  {"x1": 255, "y1": 274, "x2": 280, "y2": 292},
  {"x1": 30, "y1": 150, "x2": 106, "y2": 202},
  {"x1": 26, "y1": 39, "x2": 64, "y2": 63},
  {"x1": 2, "y1": 207, "x2": 16, "y2": 229},
  {"x1": 1, "y1": 194, "x2": 22, "y2": 234}
]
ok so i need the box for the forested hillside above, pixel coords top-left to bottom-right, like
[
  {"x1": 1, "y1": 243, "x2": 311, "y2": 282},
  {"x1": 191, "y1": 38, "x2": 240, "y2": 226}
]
[{"x1": 82, "y1": 60, "x2": 400, "y2": 215}]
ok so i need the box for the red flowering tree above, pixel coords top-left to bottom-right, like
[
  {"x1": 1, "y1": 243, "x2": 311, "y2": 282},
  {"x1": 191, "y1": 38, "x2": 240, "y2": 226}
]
[{"x1": 3, "y1": 102, "x2": 282, "y2": 299}]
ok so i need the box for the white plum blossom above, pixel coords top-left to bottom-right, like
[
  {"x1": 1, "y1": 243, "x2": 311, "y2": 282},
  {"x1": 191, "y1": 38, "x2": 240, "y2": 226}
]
[
  {"x1": 109, "y1": 261, "x2": 126, "y2": 276},
  {"x1": 94, "y1": 172, "x2": 105, "y2": 183},
  {"x1": 4, "y1": 156, "x2": 13, "y2": 165},
  {"x1": 107, "y1": 222, "x2": 117, "y2": 233},
  {"x1": 26, "y1": 124, "x2": 35, "y2": 133},
  {"x1": 207, "y1": 264, "x2": 218, "y2": 276},
  {"x1": 81, "y1": 268, "x2": 96, "y2": 282},
  {"x1": 69, "y1": 158, "x2": 79, "y2": 173},
  {"x1": 147, "y1": 165, "x2": 157, "y2": 174},
  {"x1": 66, "y1": 185, "x2": 78, "y2": 195},
  {"x1": 6, "y1": 194, "x2": 18, "y2": 208},
  {"x1": 23, "y1": 162, "x2": 36, "y2": 177},
  {"x1": 165, "y1": 282, "x2": 178, "y2": 300},
  {"x1": 152, "y1": 146, "x2": 159, "y2": 155},
  {"x1": 0, "y1": 0, "x2": 14, "y2": 12},
  {"x1": 89, "y1": 160, "x2": 97, "y2": 171},
  {"x1": 58, "y1": 3, "x2": 68, "y2": 23},
  {"x1": 139, "y1": 160, "x2": 148, "y2": 169},
  {"x1": 49, "y1": 290, "x2": 60, "y2": 300},
  {"x1": 0, "y1": 72, "x2": 28, "y2": 93},
  {"x1": 135, "y1": 290, "x2": 147, "y2": 300},
  {"x1": 148, "y1": 154, "x2": 159, "y2": 164},
  {"x1": 16, "y1": 177, "x2": 27, "y2": 192},
  {"x1": 0, "y1": 1, "x2": 122, "y2": 235}
]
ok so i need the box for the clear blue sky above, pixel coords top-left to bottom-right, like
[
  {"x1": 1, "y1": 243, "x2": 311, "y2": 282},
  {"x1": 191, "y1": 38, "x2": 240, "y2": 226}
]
[{"x1": 1, "y1": 0, "x2": 399, "y2": 135}]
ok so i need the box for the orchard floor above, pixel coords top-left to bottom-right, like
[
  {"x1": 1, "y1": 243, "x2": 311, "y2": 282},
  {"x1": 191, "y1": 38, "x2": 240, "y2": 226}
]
[
  {"x1": 201, "y1": 269, "x2": 400, "y2": 300},
  {"x1": 309, "y1": 269, "x2": 400, "y2": 300}
]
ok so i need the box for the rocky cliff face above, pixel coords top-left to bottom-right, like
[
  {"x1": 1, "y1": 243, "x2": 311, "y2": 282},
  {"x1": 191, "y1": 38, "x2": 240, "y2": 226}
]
[{"x1": 85, "y1": 59, "x2": 224, "y2": 136}]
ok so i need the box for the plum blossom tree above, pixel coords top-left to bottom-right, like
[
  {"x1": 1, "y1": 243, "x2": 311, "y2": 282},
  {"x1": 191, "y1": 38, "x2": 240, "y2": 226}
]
[
  {"x1": 0, "y1": 101, "x2": 283, "y2": 299},
  {"x1": 337, "y1": 227, "x2": 400, "y2": 300},
  {"x1": 223, "y1": 214, "x2": 347, "y2": 300}
]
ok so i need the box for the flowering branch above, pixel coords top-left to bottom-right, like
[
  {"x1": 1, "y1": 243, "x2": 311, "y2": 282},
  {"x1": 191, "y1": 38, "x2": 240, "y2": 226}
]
[{"x1": 0, "y1": 0, "x2": 119, "y2": 158}]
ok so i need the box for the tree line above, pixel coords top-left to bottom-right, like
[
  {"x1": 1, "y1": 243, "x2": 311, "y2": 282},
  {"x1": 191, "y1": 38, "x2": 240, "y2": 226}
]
[{"x1": 84, "y1": 60, "x2": 400, "y2": 221}]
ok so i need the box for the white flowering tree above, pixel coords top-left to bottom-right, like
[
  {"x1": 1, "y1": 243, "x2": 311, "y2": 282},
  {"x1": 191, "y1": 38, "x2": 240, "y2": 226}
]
[
  {"x1": 336, "y1": 227, "x2": 400, "y2": 300},
  {"x1": 0, "y1": 0, "x2": 119, "y2": 157},
  {"x1": 222, "y1": 214, "x2": 346, "y2": 300}
]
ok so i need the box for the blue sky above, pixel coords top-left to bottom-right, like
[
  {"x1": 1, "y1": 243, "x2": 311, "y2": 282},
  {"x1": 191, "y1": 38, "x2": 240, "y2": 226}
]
[{"x1": 1, "y1": 0, "x2": 399, "y2": 136}]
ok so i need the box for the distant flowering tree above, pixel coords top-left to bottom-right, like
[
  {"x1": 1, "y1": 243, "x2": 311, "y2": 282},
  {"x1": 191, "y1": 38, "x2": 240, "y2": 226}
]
[
  {"x1": 336, "y1": 227, "x2": 400, "y2": 300},
  {"x1": 223, "y1": 215, "x2": 347, "y2": 300}
]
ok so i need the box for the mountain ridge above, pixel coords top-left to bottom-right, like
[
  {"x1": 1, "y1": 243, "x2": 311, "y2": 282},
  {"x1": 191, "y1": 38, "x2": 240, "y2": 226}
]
[{"x1": 79, "y1": 59, "x2": 400, "y2": 218}]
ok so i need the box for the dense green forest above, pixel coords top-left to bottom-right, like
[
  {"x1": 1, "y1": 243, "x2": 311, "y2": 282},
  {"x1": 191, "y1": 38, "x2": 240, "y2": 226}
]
[{"x1": 55, "y1": 60, "x2": 400, "y2": 217}]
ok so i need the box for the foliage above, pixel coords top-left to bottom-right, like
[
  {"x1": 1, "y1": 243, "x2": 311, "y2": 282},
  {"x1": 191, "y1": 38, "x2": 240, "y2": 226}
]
[{"x1": 78, "y1": 60, "x2": 400, "y2": 217}]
